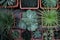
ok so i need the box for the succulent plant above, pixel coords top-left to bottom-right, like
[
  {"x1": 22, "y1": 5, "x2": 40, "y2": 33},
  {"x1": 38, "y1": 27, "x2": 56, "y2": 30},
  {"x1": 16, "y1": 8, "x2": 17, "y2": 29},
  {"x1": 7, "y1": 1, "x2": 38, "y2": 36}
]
[
  {"x1": 42, "y1": 10, "x2": 58, "y2": 27},
  {"x1": 0, "y1": 11, "x2": 14, "y2": 40},
  {"x1": 0, "y1": 0, "x2": 16, "y2": 6},
  {"x1": 33, "y1": 30, "x2": 42, "y2": 38},
  {"x1": 42, "y1": 0, "x2": 57, "y2": 7},
  {"x1": 18, "y1": 10, "x2": 38, "y2": 31},
  {"x1": 11, "y1": 31, "x2": 19, "y2": 39},
  {"x1": 0, "y1": 0, "x2": 5, "y2": 4},
  {"x1": 21, "y1": 0, "x2": 38, "y2": 7}
]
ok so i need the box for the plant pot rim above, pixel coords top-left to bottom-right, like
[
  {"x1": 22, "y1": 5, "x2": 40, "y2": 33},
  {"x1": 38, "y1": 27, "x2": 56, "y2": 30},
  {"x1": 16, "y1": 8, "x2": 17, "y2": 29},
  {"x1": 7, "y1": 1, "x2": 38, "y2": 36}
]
[
  {"x1": 0, "y1": 0, "x2": 18, "y2": 8},
  {"x1": 41, "y1": 11, "x2": 58, "y2": 28},
  {"x1": 20, "y1": 0, "x2": 39, "y2": 9},
  {"x1": 40, "y1": 0, "x2": 59, "y2": 9}
]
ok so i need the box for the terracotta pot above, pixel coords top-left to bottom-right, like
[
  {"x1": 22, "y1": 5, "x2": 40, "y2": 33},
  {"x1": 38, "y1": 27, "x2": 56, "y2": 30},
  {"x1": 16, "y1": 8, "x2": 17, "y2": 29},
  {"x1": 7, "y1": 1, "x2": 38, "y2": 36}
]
[
  {"x1": 10, "y1": 29, "x2": 22, "y2": 40},
  {"x1": 40, "y1": 0, "x2": 59, "y2": 9},
  {"x1": 20, "y1": 0, "x2": 39, "y2": 9},
  {"x1": 41, "y1": 11, "x2": 58, "y2": 28},
  {"x1": 12, "y1": 11, "x2": 23, "y2": 28},
  {"x1": 0, "y1": 0, "x2": 18, "y2": 8}
]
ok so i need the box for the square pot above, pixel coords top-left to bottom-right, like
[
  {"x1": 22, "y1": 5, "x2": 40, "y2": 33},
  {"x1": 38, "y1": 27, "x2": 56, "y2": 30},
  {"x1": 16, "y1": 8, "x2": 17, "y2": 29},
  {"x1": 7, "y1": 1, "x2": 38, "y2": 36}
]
[
  {"x1": 41, "y1": 10, "x2": 58, "y2": 28},
  {"x1": 10, "y1": 28, "x2": 22, "y2": 40},
  {"x1": 40, "y1": 0, "x2": 59, "y2": 9},
  {"x1": 0, "y1": 0, "x2": 18, "y2": 8},
  {"x1": 20, "y1": 0, "x2": 39, "y2": 9}
]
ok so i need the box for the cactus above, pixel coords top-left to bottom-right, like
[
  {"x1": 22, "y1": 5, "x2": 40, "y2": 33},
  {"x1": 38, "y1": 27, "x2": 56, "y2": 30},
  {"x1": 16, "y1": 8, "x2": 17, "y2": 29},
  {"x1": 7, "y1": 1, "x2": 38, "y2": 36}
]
[
  {"x1": 42, "y1": 0, "x2": 57, "y2": 7},
  {"x1": 0, "y1": 0, "x2": 16, "y2": 6},
  {"x1": 18, "y1": 10, "x2": 38, "y2": 31},
  {"x1": 11, "y1": 31, "x2": 19, "y2": 39},
  {"x1": 42, "y1": 10, "x2": 58, "y2": 27},
  {"x1": 43, "y1": 29, "x2": 53, "y2": 40},
  {"x1": 0, "y1": 10, "x2": 14, "y2": 40}
]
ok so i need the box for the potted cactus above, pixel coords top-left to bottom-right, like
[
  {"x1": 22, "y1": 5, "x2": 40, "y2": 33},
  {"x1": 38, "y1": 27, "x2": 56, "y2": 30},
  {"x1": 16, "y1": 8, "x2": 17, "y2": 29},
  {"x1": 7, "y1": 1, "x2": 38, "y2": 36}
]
[
  {"x1": 20, "y1": 0, "x2": 39, "y2": 9},
  {"x1": 41, "y1": 10, "x2": 58, "y2": 28},
  {"x1": 0, "y1": 11, "x2": 14, "y2": 40},
  {"x1": 40, "y1": 0, "x2": 58, "y2": 9},
  {"x1": 0, "y1": 0, "x2": 18, "y2": 8},
  {"x1": 11, "y1": 30, "x2": 20, "y2": 40},
  {"x1": 43, "y1": 29, "x2": 54, "y2": 40},
  {"x1": 18, "y1": 10, "x2": 38, "y2": 31}
]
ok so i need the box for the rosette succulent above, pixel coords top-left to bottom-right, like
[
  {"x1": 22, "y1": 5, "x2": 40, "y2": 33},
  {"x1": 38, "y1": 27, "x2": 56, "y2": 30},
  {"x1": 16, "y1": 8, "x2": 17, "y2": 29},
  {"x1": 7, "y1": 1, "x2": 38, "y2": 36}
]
[
  {"x1": 33, "y1": 30, "x2": 42, "y2": 38},
  {"x1": 0, "y1": 0, "x2": 16, "y2": 6},
  {"x1": 18, "y1": 10, "x2": 38, "y2": 31},
  {"x1": 42, "y1": 10, "x2": 58, "y2": 27},
  {"x1": 42, "y1": 0, "x2": 57, "y2": 7}
]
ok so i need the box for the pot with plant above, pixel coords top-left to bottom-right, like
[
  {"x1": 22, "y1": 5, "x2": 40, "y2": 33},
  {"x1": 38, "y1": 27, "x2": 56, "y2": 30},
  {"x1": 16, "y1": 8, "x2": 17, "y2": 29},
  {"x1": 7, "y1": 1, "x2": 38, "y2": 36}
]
[
  {"x1": 32, "y1": 30, "x2": 42, "y2": 39},
  {"x1": 0, "y1": 0, "x2": 18, "y2": 8},
  {"x1": 11, "y1": 29, "x2": 20, "y2": 40},
  {"x1": 43, "y1": 29, "x2": 54, "y2": 40},
  {"x1": 41, "y1": 10, "x2": 58, "y2": 28},
  {"x1": 20, "y1": 0, "x2": 39, "y2": 9},
  {"x1": 40, "y1": 0, "x2": 59, "y2": 9},
  {"x1": 18, "y1": 10, "x2": 39, "y2": 31},
  {"x1": 0, "y1": 11, "x2": 14, "y2": 40}
]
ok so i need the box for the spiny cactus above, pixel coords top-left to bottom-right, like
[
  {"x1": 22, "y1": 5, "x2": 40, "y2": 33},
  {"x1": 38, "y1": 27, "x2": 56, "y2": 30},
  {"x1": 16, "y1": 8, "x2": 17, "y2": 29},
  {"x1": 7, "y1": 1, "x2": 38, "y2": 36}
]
[
  {"x1": 0, "y1": 0, "x2": 16, "y2": 6},
  {"x1": 0, "y1": 10, "x2": 14, "y2": 40},
  {"x1": 18, "y1": 10, "x2": 38, "y2": 31},
  {"x1": 42, "y1": 10, "x2": 58, "y2": 27},
  {"x1": 21, "y1": 0, "x2": 38, "y2": 7},
  {"x1": 11, "y1": 31, "x2": 19, "y2": 39},
  {"x1": 43, "y1": 29, "x2": 53, "y2": 40},
  {"x1": 42, "y1": 0, "x2": 57, "y2": 7}
]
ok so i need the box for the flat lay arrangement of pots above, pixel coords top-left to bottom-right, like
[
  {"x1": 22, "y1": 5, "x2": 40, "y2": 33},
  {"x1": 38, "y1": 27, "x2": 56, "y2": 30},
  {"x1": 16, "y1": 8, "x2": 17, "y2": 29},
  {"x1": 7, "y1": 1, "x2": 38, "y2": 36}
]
[{"x1": 0, "y1": 0, "x2": 60, "y2": 40}]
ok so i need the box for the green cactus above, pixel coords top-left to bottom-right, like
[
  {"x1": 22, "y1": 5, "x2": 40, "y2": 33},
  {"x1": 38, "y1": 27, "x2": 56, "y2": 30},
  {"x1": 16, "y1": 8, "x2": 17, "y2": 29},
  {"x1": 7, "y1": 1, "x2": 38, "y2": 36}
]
[
  {"x1": 0, "y1": 10, "x2": 14, "y2": 40},
  {"x1": 42, "y1": 10, "x2": 58, "y2": 27},
  {"x1": 43, "y1": 29, "x2": 53, "y2": 40},
  {"x1": 42, "y1": 0, "x2": 57, "y2": 7},
  {"x1": 18, "y1": 10, "x2": 38, "y2": 31},
  {"x1": 11, "y1": 31, "x2": 19, "y2": 39},
  {"x1": 0, "y1": 0, "x2": 16, "y2": 6}
]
